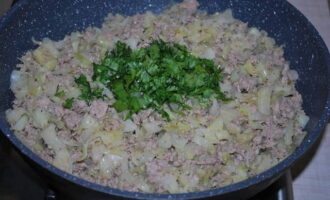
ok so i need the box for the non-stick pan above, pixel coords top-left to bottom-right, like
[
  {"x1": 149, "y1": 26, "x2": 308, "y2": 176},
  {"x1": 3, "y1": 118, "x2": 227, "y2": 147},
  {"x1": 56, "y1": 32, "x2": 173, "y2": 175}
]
[{"x1": 0, "y1": 0, "x2": 330, "y2": 199}]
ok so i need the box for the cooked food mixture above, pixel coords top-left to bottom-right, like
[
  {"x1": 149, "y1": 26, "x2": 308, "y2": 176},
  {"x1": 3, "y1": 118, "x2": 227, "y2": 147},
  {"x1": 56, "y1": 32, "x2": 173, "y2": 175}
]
[{"x1": 6, "y1": 0, "x2": 309, "y2": 193}]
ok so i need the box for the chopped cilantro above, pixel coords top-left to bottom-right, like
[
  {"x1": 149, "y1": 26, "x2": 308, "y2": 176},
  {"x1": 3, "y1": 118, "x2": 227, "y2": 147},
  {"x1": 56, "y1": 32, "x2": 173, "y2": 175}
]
[
  {"x1": 67, "y1": 40, "x2": 229, "y2": 118},
  {"x1": 54, "y1": 90, "x2": 65, "y2": 98},
  {"x1": 74, "y1": 74, "x2": 104, "y2": 105},
  {"x1": 63, "y1": 98, "x2": 74, "y2": 109},
  {"x1": 90, "y1": 40, "x2": 229, "y2": 119}
]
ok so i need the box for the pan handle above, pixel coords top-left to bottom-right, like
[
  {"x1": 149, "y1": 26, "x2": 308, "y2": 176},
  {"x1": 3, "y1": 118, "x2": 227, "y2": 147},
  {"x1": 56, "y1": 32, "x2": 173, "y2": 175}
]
[{"x1": 277, "y1": 170, "x2": 294, "y2": 200}]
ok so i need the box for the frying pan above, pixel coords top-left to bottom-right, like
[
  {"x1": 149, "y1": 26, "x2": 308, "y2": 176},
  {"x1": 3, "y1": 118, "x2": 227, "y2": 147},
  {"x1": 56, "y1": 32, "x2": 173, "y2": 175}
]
[{"x1": 0, "y1": 0, "x2": 330, "y2": 199}]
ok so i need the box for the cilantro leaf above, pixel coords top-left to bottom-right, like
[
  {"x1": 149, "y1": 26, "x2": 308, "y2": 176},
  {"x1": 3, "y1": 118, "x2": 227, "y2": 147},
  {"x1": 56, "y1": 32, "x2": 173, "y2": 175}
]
[
  {"x1": 54, "y1": 90, "x2": 65, "y2": 98},
  {"x1": 74, "y1": 74, "x2": 104, "y2": 105},
  {"x1": 63, "y1": 98, "x2": 74, "y2": 109}
]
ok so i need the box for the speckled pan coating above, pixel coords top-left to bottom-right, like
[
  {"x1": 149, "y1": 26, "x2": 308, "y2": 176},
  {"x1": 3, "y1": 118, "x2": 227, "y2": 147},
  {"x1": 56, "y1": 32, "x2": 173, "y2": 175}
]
[{"x1": 0, "y1": 0, "x2": 330, "y2": 199}]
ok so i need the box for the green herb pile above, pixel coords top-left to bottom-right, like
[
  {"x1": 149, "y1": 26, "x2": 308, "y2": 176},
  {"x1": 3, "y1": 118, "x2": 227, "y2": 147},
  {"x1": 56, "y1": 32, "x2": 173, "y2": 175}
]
[{"x1": 64, "y1": 40, "x2": 229, "y2": 119}]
